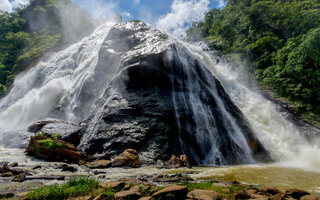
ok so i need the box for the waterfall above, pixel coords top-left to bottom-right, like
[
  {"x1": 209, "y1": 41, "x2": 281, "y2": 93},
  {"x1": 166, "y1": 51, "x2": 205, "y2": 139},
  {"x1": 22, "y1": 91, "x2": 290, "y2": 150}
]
[
  {"x1": 0, "y1": 23, "x2": 115, "y2": 144},
  {"x1": 187, "y1": 43, "x2": 320, "y2": 170},
  {"x1": 0, "y1": 22, "x2": 319, "y2": 169}
]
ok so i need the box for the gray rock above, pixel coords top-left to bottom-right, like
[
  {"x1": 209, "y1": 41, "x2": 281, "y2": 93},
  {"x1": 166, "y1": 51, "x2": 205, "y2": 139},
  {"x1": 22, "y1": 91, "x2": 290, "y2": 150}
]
[
  {"x1": 76, "y1": 22, "x2": 269, "y2": 165},
  {"x1": 28, "y1": 118, "x2": 82, "y2": 146}
]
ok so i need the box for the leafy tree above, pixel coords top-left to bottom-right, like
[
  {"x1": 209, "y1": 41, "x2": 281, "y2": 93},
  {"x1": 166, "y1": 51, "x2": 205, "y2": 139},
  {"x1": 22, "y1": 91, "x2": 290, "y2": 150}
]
[{"x1": 187, "y1": 0, "x2": 320, "y2": 122}]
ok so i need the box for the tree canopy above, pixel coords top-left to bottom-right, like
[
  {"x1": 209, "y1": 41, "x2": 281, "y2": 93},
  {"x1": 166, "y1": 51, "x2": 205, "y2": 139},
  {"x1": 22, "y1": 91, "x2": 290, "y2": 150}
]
[
  {"x1": 0, "y1": 0, "x2": 94, "y2": 97},
  {"x1": 186, "y1": 0, "x2": 320, "y2": 122}
]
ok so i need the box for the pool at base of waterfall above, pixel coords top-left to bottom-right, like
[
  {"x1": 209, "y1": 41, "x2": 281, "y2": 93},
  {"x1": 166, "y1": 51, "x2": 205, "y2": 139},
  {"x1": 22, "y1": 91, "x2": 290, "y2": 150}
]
[{"x1": 1, "y1": 146, "x2": 319, "y2": 195}]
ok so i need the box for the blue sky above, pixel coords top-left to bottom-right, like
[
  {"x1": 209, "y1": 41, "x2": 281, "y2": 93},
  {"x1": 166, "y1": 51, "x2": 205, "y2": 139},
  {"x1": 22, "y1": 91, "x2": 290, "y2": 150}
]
[
  {"x1": 1, "y1": 0, "x2": 225, "y2": 38},
  {"x1": 71, "y1": 0, "x2": 225, "y2": 38},
  {"x1": 72, "y1": 0, "x2": 222, "y2": 21}
]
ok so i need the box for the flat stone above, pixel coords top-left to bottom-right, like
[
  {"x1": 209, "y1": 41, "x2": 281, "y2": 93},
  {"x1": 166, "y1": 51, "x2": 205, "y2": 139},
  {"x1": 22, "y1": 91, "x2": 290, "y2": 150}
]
[
  {"x1": 152, "y1": 185, "x2": 188, "y2": 200},
  {"x1": 246, "y1": 189, "x2": 258, "y2": 195},
  {"x1": 187, "y1": 189, "x2": 221, "y2": 200},
  {"x1": 234, "y1": 190, "x2": 249, "y2": 199},
  {"x1": 12, "y1": 173, "x2": 26, "y2": 182},
  {"x1": 286, "y1": 189, "x2": 310, "y2": 199},
  {"x1": 15, "y1": 191, "x2": 29, "y2": 197},
  {"x1": 8, "y1": 162, "x2": 18, "y2": 167},
  {"x1": 261, "y1": 186, "x2": 283, "y2": 195},
  {"x1": 114, "y1": 188, "x2": 141, "y2": 200},
  {"x1": 100, "y1": 181, "x2": 126, "y2": 191},
  {"x1": 301, "y1": 195, "x2": 320, "y2": 200},
  {"x1": 93, "y1": 193, "x2": 109, "y2": 200},
  {"x1": 1, "y1": 171, "x2": 13, "y2": 177},
  {"x1": 249, "y1": 194, "x2": 270, "y2": 200},
  {"x1": 139, "y1": 197, "x2": 151, "y2": 200},
  {"x1": 87, "y1": 160, "x2": 111, "y2": 169},
  {"x1": 270, "y1": 193, "x2": 285, "y2": 200}
]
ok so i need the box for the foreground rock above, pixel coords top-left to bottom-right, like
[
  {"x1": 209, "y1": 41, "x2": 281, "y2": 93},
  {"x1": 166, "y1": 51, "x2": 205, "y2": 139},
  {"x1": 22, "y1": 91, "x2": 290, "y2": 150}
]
[
  {"x1": 28, "y1": 118, "x2": 83, "y2": 146},
  {"x1": 301, "y1": 195, "x2": 320, "y2": 200},
  {"x1": 161, "y1": 154, "x2": 192, "y2": 168},
  {"x1": 114, "y1": 185, "x2": 141, "y2": 200},
  {"x1": 286, "y1": 189, "x2": 310, "y2": 199},
  {"x1": 86, "y1": 160, "x2": 111, "y2": 169},
  {"x1": 151, "y1": 185, "x2": 188, "y2": 200},
  {"x1": 188, "y1": 189, "x2": 221, "y2": 200},
  {"x1": 111, "y1": 149, "x2": 141, "y2": 168},
  {"x1": 26, "y1": 135, "x2": 85, "y2": 163}
]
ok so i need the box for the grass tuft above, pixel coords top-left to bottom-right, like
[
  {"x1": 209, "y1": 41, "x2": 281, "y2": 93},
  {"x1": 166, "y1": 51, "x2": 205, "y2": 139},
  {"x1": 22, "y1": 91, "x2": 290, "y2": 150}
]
[{"x1": 26, "y1": 176, "x2": 99, "y2": 200}]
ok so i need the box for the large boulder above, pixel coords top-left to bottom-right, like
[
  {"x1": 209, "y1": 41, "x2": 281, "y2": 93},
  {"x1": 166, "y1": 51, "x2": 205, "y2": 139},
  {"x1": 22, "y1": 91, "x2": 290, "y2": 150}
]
[
  {"x1": 26, "y1": 135, "x2": 85, "y2": 163},
  {"x1": 151, "y1": 185, "x2": 188, "y2": 200},
  {"x1": 111, "y1": 149, "x2": 141, "y2": 168},
  {"x1": 76, "y1": 21, "x2": 269, "y2": 165},
  {"x1": 28, "y1": 118, "x2": 82, "y2": 146}
]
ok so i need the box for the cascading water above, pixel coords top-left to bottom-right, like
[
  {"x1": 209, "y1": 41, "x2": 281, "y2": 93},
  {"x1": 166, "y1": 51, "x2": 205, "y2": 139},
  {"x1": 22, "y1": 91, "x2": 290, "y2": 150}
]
[
  {"x1": 188, "y1": 43, "x2": 320, "y2": 171},
  {"x1": 0, "y1": 22, "x2": 116, "y2": 144},
  {"x1": 0, "y1": 21, "x2": 319, "y2": 170}
]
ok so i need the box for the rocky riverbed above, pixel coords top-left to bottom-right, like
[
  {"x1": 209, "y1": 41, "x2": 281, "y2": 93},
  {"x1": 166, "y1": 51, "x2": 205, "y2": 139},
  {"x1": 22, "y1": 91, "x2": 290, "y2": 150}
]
[{"x1": 1, "y1": 146, "x2": 320, "y2": 199}]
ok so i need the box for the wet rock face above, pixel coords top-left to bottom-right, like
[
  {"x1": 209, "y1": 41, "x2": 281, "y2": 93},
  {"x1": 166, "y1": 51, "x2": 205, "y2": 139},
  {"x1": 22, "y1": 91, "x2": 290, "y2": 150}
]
[
  {"x1": 26, "y1": 21, "x2": 269, "y2": 165},
  {"x1": 77, "y1": 22, "x2": 269, "y2": 165}
]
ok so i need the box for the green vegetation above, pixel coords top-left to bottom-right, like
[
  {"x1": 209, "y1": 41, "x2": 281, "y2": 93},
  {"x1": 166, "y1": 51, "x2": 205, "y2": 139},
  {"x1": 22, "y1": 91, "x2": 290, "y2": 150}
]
[
  {"x1": 38, "y1": 139, "x2": 63, "y2": 150},
  {"x1": 0, "y1": 0, "x2": 94, "y2": 97},
  {"x1": 36, "y1": 131, "x2": 62, "y2": 140},
  {"x1": 186, "y1": 0, "x2": 320, "y2": 123},
  {"x1": 26, "y1": 176, "x2": 99, "y2": 200}
]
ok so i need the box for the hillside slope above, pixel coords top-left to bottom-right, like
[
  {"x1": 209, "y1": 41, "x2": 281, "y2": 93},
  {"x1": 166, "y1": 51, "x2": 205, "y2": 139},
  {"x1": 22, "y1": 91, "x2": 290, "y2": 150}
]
[
  {"x1": 0, "y1": 0, "x2": 95, "y2": 96},
  {"x1": 186, "y1": 0, "x2": 320, "y2": 124}
]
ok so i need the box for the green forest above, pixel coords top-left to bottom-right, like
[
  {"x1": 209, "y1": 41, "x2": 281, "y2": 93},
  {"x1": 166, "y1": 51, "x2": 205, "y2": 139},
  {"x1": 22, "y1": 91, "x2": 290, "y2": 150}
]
[
  {"x1": 0, "y1": 0, "x2": 94, "y2": 97},
  {"x1": 186, "y1": 0, "x2": 320, "y2": 123}
]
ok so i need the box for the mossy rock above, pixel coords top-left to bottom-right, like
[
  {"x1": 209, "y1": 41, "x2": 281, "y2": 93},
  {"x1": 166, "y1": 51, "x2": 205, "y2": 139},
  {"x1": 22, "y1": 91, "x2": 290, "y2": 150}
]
[{"x1": 26, "y1": 135, "x2": 85, "y2": 163}]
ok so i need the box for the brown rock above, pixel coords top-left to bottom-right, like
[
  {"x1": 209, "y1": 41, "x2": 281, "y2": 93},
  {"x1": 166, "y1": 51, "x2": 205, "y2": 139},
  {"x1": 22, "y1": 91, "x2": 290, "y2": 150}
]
[
  {"x1": 86, "y1": 160, "x2": 111, "y2": 169},
  {"x1": 270, "y1": 193, "x2": 285, "y2": 200},
  {"x1": 249, "y1": 194, "x2": 270, "y2": 200},
  {"x1": 286, "y1": 189, "x2": 310, "y2": 199},
  {"x1": 170, "y1": 155, "x2": 182, "y2": 167},
  {"x1": 234, "y1": 190, "x2": 249, "y2": 199},
  {"x1": 12, "y1": 173, "x2": 26, "y2": 182},
  {"x1": 0, "y1": 163, "x2": 10, "y2": 173},
  {"x1": 152, "y1": 185, "x2": 188, "y2": 200},
  {"x1": 100, "y1": 181, "x2": 126, "y2": 191},
  {"x1": 139, "y1": 197, "x2": 151, "y2": 200},
  {"x1": 1, "y1": 171, "x2": 13, "y2": 177},
  {"x1": 9, "y1": 162, "x2": 18, "y2": 167},
  {"x1": 261, "y1": 186, "x2": 283, "y2": 195},
  {"x1": 187, "y1": 189, "x2": 221, "y2": 200},
  {"x1": 301, "y1": 195, "x2": 320, "y2": 200},
  {"x1": 26, "y1": 136, "x2": 85, "y2": 163},
  {"x1": 111, "y1": 149, "x2": 141, "y2": 168},
  {"x1": 94, "y1": 193, "x2": 109, "y2": 200},
  {"x1": 15, "y1": 191, "x2": 29, "y2": 198},
  {"x1": 114, "y1": 186, "x2": 141, "y2": 200},
  {"x1": 180, "y1": 154, "x2": 192, "y2": 168},
  {"x1": 246, "y1": 189, "x2": 258, "y2": 195}
]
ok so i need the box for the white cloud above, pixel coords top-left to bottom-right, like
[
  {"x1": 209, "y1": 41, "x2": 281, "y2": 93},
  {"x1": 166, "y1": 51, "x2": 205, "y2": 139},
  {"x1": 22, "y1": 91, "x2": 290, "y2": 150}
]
[
  {"x1": 0, "y1": 0, "x2": 13, "y2": 12},
  {"x1": 11, "y1": 0, "x2": 30, "y2": 9},
  {"x1": 133, "y1": 0, "x2": 140, "y2": 5},
  {"x1": 217, "y1": 0, "x2": 225, "y2": 8},
  {"x1": 0, "y1": 0, "x2": 29, "y2": 12},
  {"x1": 156, "y1": 0, "x2": 210, "y2": 39}
]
